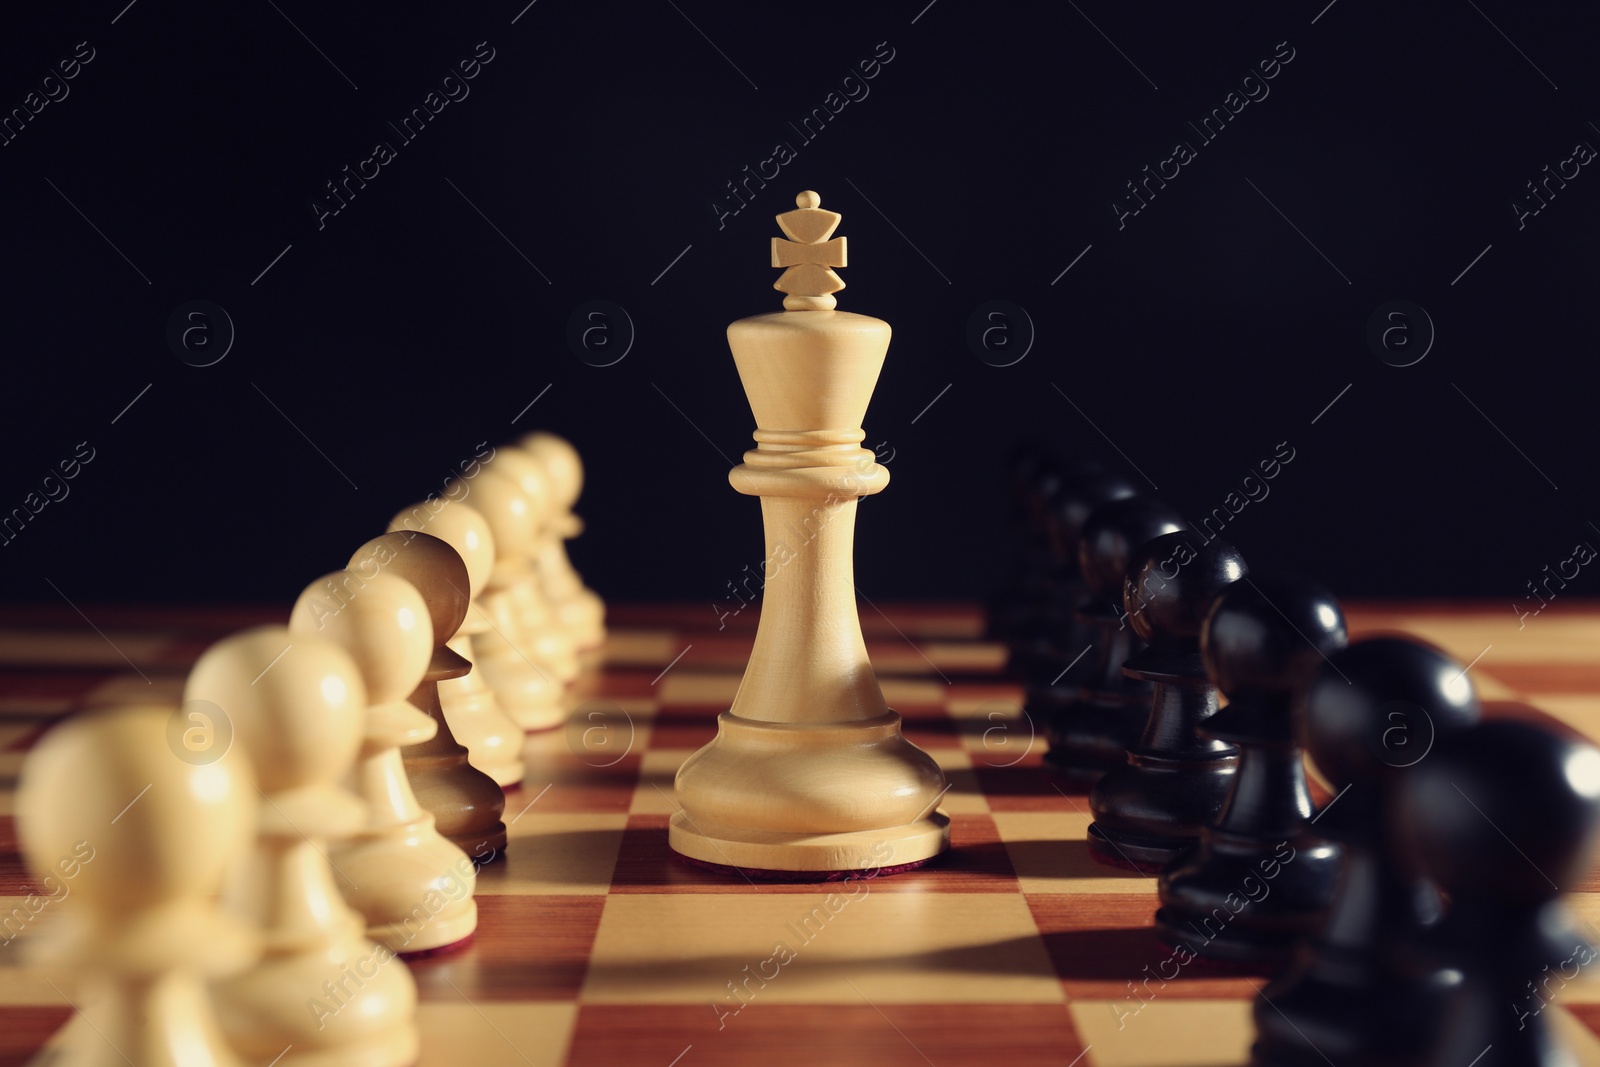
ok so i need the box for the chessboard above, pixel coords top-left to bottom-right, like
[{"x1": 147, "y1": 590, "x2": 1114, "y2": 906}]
[{"x1": 4, "y1": 599, "x2": 1600, "y2": 1067}]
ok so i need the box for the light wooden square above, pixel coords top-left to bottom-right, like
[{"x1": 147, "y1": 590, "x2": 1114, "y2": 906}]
[
  {"x1": 417, "y1": 1002, "x2": 577, "y2": 1067},
  {"x1": 629, "y1": 749, "x2": 694, "y2": 815},
  {"x1": 582, "y1": 892, "x2": 1061, "y2": 1005},
  {"x1": 927, "y1": 748, "x2": 989, "y2": 814},
  {"x1": 881, "y1": 677, "x2": 952, "y2": 707},
  {"x1": 1071, "y1": 999, "x2": 1252, "y2": 1067},
  {"x1": 994, "y1": 812, "x2": 1152, "y2": 896},
  {"x1": 475, "y1": 813, "x2": 629, "y2": 896}
]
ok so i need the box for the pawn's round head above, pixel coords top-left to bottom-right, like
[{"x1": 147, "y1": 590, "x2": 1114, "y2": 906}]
[
  {"x1": 388, "y1": 499, "x2": 495, "y2": 599},
  {"x1": 1045, "y1": 472, "x2": 1138, "y2": 565},
  {"x1": 17, "y1": 703, "x2": 255, "y2": 918},
  {"x1": 517, "y1": 432, "x2": 583, "y2": 508},
  {"x1": 289, "y1": 570, "x2": 433, "y2": 706},
  {"x1": 348, "y1": 531, "x2": 469, "y2": 647},
  {"x1": 1395, "y1": 719, "x2": 1600, "y2": 908},
  {"x1": 1302, "y1": 636, "x2": 1481, "y2": 789},
  {"x1": 1124, "y1": 533, "x2": 1247, "y2": 645},
  {"x1": 445, "y1": 468, "x2": 534, "y2": 565},
  {"x1": 183, "y1": 626, "x2": 366, "y2": 798},
  {"x1": 1202, "y1": 573, "x2": 1347, "y2": 697},
  {"x1": 1077, "y1": 497, "x2": 1187, "y2": 609},
  {"x1": 483, "y1": 448, "x2": 551, "y2": 531}
]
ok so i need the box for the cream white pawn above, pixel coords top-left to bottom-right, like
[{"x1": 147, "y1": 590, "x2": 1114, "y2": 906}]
[
  {"x1": 289, "y1": 570, "x2": 479, "y2": 955},
  {"x1": 186, "y1": 628, "x2": 419, "y2": 1067},
  {"x1": 452, "y1": 465, "x2": 578, "y2": 683},
  {"x1": 478, "y1": 448, "x2": 583, "y2": 680},
  {"x1": 16, "y1": 703, "x2": 258, "y2": 1067},
  {"x1": 516, "y1": 432, "x2": 605, "y2": 650},
  {"x1": 446, "y1": 469, "x2": 571, "y2": 728},
  {"x1": 389, "y1": 498, "x2": 526, "y2": 785}
]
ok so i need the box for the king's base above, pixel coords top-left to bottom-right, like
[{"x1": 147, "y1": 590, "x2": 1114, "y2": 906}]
[
  {"x1": 675, "y1": 853, "x2": 935, "y2": 883},
  {"x1": 668, "y1": 810, "x2": 949, "y2": 875}
]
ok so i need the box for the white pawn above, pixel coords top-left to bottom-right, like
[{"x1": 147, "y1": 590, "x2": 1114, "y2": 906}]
[
  {"x1": 478, "y1": 448, "x2": 583, "y2": 681},
  {"x1": 446, "y1": 468, "x2": 571, "y2": 728},
  {"x1": 389, "y1": 498, "x2": 528, "y2": 782},
  {"x1": 516, "y1": 432, "x2": 605, "y2": 650},
  {"x1": 289, "y1": 570, "x2": 479, "y2": 955},
  {"x1": 16, "y1": 703, "x2": 258, "y2": 1067},
  {"x1": 187, "y1": 628, "x2": 419, "y2": 1067}
]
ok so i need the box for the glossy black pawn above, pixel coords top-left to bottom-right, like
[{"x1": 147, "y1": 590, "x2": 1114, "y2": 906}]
[
  {"x1": 1010, "y1": 471, "x2": 1139, "y2": 688},
  {"x1": 984, "y1": 443, "x2": 1065, "y2": 642},
  {"x1": 1041, "y1": 497, "x2": 1183, "y2": 784},
  {"x1": 1251, "y1": 637, "x2": 1482, "y2": 1067},
  {"x1": 1086, "y1": 532, "x2": 1246, "y2": 871},
  {"x1": 1396, "y1": 718, "x2": 1600, "y2": 1067},
  {"x1": 1155, "y1": 574, "x2": 1347, "y2": 966}
]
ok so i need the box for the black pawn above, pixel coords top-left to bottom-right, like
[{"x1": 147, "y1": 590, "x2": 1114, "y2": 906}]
[
  {"x1": 1011, "y1": 471, "x2": 1139, "y2": 688},
  {"x1": 1041, "y1": 496, "x2": 1183, "y2": 784},
  {"x1": 1155, "y1": 573, "x2": 1347, "y2": 966},
  {"x1": 1396, "y1": 718, "x2": 1600, "y2": 1067},
  {"x1": 1252, "y1": 636, "x2": 1482, "y2": 1067},
  {"x1": 1086, "y1": 532, "x2": 1247, "y2": 871}
]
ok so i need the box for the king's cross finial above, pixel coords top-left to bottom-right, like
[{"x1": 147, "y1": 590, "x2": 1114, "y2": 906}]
[{"x1": 772, "y1": 190, "x2": 847, "y2": 311}]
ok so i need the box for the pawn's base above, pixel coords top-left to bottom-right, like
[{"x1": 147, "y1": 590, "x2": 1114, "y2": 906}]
[
  {"x1": 1086, "y1": 822, "x2": 1194, "y2": 874},
  {"x1": 474, "y1": 656, "x2": 565, "y2": 732},
  {"x1": 397, "y1": 931, "x2": 475, "y2": 961},
  {"x1": 513, "y1": 712, "x2": 565, "y2": 733},
  {"x1": 1153, "y1": 906, "x2": 1299, "y2": 969},
  {"x1": 1249, "y1": 967, "x2": 1458, "y2": 1067},
  {"x1": 370, "y1": 901, "x2": 478, "y2": 957},
  {"x1": 215, "y1": 944, "x2": 420, "y2": 1067},
  {"x1": 1042, "y1": 758, "x2": 1110, "y2": 788},
  {"x1": 668, "y1": 810, "x2": 949, "y2": 874}
]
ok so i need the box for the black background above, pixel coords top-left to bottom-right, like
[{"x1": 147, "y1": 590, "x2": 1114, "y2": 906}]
[{"x1": 1, "y1": 1, "x2": 1595, "y2": 612}]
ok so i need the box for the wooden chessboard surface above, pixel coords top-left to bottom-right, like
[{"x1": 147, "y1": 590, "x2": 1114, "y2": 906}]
[{"x1": 3, "y1": 600, "x2": 1600, "y2": 1067}]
